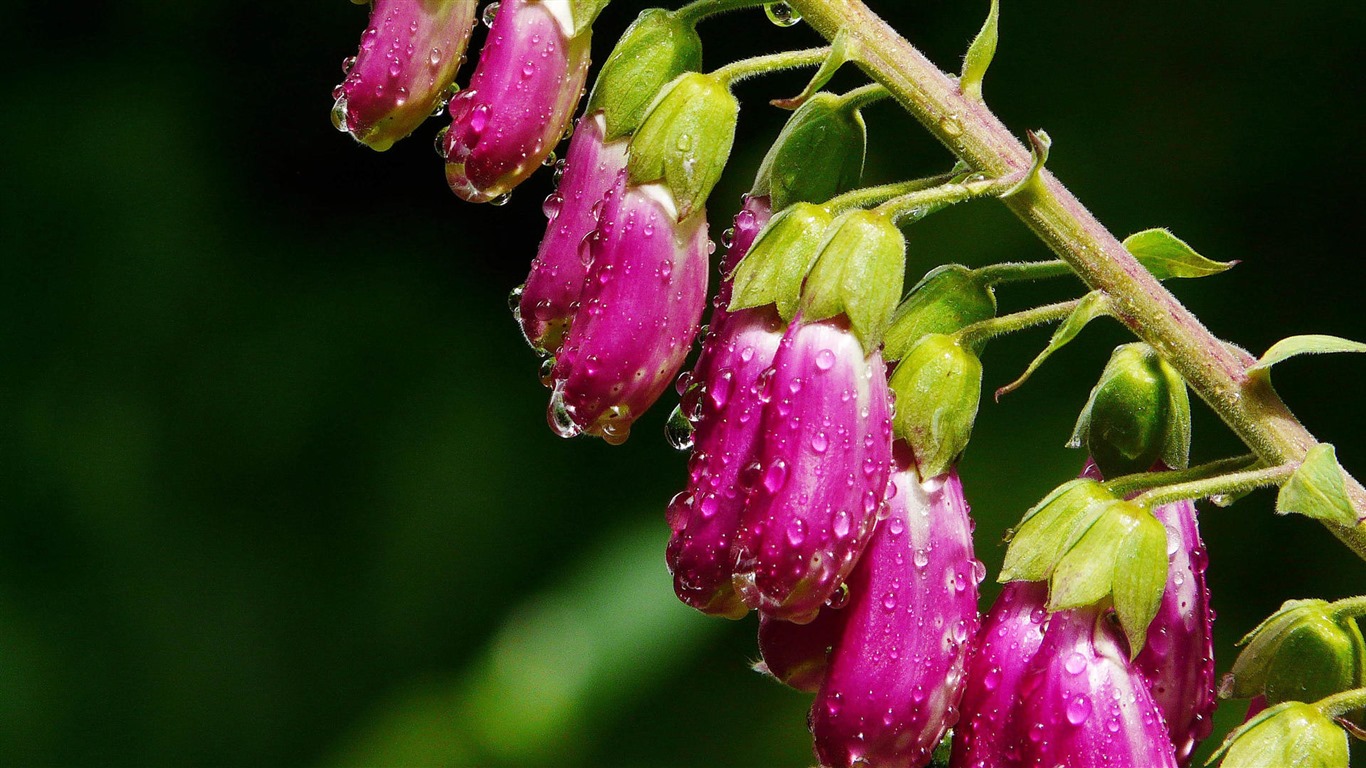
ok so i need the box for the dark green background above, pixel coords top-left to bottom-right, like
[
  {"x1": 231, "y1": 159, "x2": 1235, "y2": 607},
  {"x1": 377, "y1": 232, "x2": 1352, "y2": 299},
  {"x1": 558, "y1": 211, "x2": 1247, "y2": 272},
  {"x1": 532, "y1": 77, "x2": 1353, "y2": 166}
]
[{"x1": 3, "y1": 1, "x2": 1363, "y2": 765}]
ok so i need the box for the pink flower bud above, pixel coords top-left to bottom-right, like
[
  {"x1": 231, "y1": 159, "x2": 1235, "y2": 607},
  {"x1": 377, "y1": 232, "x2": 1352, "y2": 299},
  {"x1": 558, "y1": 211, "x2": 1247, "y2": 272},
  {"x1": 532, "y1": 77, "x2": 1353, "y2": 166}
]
[
  {"x1": 1012, "y1": 606, "x2": 1179, "y2": 768},
  {"x1": 756, "y1": 607, "x2": 847, "y2": 692},
  {"x1": 1132, "y1": 497, "x2": 1216, "y2": 765},
  {"x1": 811, "y1": 460, "x2": 981, "y2": 768},
  {"x1": 443, "y1": 0, "x2": 590, "y2": 203},
  {"x1": 951, "y1": 581, "x2": 1051, "y2": 768},
  {"x1": 333, "y1": 0, "x2": 478, "y2": 151},
  {"x1": 516, "y1": 112, "x2": 629, "y2": 354},
  {"x1": 547, "y1": 177, "x2": 709, "y2": 444},
  {"x1": 733, "y1": 317, "x2": 894, "y2": 623}
]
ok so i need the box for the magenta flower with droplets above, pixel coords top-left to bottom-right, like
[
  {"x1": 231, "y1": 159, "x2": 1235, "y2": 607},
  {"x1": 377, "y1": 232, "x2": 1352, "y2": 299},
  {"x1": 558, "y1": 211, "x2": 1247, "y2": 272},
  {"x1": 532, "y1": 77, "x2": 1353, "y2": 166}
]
[
  {"x1": 733, "y1": 316, "x2": 893, "y2": 623},
  {"x1": 665, "y1": 196, "x2": 777, "y2": 618},
  {"x1": 951, "y1": 581, "x2": 1051, "y2": 768},
  {"x1": 1013, "y1": 606, "x2": 1179, "y2": 768},
  {"x1": 516, "y1": 112, "x2": 630, "y2": 354},
  {"x1": 443, "y1": 0, "x2": 591, "y2": 203},
  {"x1": 547, "y1": 176, "x2": 710, "y2": 444},
  {"x1": 332, "y1": 0, "x2": 478, "y2": 151},
  {"x1": 756, "y1": 605, "x2": 847, "y2": 692},
  {"x1": 1133, "y1": 495, "x2": 1216, "y2": 766},
  {"x1": 811, "y1": 454, "x2": 981, "y2": 768}
]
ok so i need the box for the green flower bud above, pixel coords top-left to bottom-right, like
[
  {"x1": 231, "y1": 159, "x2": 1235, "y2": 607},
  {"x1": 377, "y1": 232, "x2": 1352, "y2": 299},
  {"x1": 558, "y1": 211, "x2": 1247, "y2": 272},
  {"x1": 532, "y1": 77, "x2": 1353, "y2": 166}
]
[
  {"x1": 1224, "y1": 599, "x2": 1366, "y2": 706},
  {"x1": 883, "y1": 265, "x2": 997, "y2": 362},
  {"x1": 888, "y1": 334, "x2": 982, "y2": 478},
  {"x1": 1071, "y1": 343, "x2": 1191, "y2": 477},
  {"x1": 751, "y1": 93, "x2": 867, "y2": 211},
  {"x1": 627, "y1": 72, "x2": 737, "y2": 221},
  {"x1": 799, "y1": 210, "x2": 906, "y2": 351},
  {"x1": 585, "y1": 9, "x2": 703, "y2": 140},
  {"x1": 1211, "y1": 702, "x2": 1348, "y2": 768},
  {"x1": 728, "y1": 202, "x2": 833, "y2": 320},
  {"x1": 1000, "y1": 479, "x2": 1117, "y2": 583}
]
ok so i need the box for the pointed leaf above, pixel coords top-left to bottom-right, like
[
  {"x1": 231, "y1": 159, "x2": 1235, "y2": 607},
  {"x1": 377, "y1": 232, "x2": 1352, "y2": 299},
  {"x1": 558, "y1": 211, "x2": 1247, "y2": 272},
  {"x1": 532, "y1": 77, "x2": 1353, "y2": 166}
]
[
  {"x1": 1112, "y1": 512, "x2": 1169, "y2": 658},
  {"x1": 1000, "y1": 481, "x2": 1113, "y2": 583},
  {"x1": 1048, "y1": 501, "x2": 1137, "y2": 612},
  {"x1": 1276, "y1": 444, "x2": 1360, "y2": 527},
  {"x1": 1250, "y1": 335, "x2": 1366, "y2": 374},
  {"x1": 1122, "y1": 228, "x2": 1236, "y2": 280},
  {"x1": 997, "y1": 291, "x2": 1110, "y2": 400},
  {"x1": 771, "y1": 30, "x2": 859, "y2": 110},
  {"x1": 959, "y1": 0, "x2": 999, "y2": 102},
  {"x1": 1002, "y1": 129, "x2": 1051, "y2": 199}
]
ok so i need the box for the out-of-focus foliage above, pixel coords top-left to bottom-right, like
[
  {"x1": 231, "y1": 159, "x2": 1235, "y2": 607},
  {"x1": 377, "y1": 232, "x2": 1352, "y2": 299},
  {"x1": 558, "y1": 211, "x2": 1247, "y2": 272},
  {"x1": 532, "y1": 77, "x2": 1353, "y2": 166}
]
[{"x1": 1, "y1": 1, "x2": 1363, "y2": 765}]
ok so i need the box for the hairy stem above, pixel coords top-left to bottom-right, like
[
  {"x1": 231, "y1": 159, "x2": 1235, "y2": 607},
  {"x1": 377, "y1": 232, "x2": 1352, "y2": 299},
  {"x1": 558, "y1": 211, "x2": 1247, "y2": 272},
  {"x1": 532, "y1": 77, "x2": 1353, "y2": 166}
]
[
  {"x1": 787, "y1": 0, "x2": 1366, "y2": 559},
  {"x1": 1316, "y1": 687, "x2": 1366, "y2": 720},
  {"x1": 711, "y1": 47, "x2": 831, "y2": 86},
  {"x1": 1133, "y1": 463, "x2": 1296, "y2": 509},
  {"x1": 974, "y1": 260, "x2": 1075, "y2": 285},
  {"x1": 955, "y1": 298, "x2": 1081, "y2": 349},
  {"x1": 873, "y1": 173, "x2": 1017, "y2": 225},
  {"x1": 673, "y1": 0, "x2": 768, "y2": 26},
  {"x1": 1103, "y1": 454, "x2": 1260, "y2": 499},
  {"x1": 823, "y1": 171, "x2": 958, "y2": 213}
]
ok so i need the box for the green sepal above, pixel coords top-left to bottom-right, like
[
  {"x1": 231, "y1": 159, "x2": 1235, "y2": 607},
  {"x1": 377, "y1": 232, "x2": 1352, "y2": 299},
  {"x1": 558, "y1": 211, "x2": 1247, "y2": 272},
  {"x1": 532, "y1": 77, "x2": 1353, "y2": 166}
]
[
  {"x1": 727, "y1": 203, "x2": 833, "y2": 320},
  {"x1": 1002, "y1": 129, "x2": 1051, "y2": 199},
  {"x1": 1123, "y1": 228, "x2": 1236, "y2": 280},
  {"x1": 959, "y1": 0, "x2": 999, "y2": 102},
  {"x1": 752, "y1": 92, "x2": 867, "y2": 212},
  {"x1": 1225, "y1": 599, "x2": 1366, "y2": 706},
  {"x1": 1249, "y1": 335, "x2": 1366, "y2": 378},
  {"x1": 1277, "y1": 444, "x2": 1360, "y2": 527},
  {"x1": 562, "y1": 0, "x2": 611, "y2": 36},
  {"x1": 627, "y1": 72, "x2": 737, "y2": 220},
  {"x1": 799, "y1": 210, "x2": 906, "y2": 351},
  {"x1": 1047, "y1": 501, "x2": 1137, "y2": 611},
  {"x1": 999, "y1": 479, "x2": 1117, "y2": 583},
  {"x1": 586, "y1": 9, "x2": 703, "y2": 140},
  {"x1": 996, "y1": 290, "x2": 1110, "y2": 399},
  {"x1": 1207, "y1": 702, "x2": 1349, "y2": 768},
  {"x1": 1111, "y1": 509, "x2": 1170, "y2": 658},
  {"x1": 888, "y1": 334, "x2": 982, "y2": 478},
  {"x1": 1071, "y1": 343, "x2": 1192, "y2": 477},
  {"x1": 883, "y1": 265, "x2": 997, "y2": 362}
]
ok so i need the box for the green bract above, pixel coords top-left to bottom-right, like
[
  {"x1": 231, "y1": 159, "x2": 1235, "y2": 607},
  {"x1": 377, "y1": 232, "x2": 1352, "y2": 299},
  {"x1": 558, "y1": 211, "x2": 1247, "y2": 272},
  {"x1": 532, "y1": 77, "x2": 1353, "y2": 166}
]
[
  {"x1": 585, "y1": 9, "x2": 702, "y2": 139},
  {"x1": 727, "y1": 203, "x2": 832, "y2": 320},
  {"x1": 1000, "y1": 479, "x2": 1117, "y2": 583},
  {"x1": 1224, "y1": 599, "x2": 1366, "y2": 706},
  {"x1": 888, "y1": 334, "x2": 981, "y2": 479},
  {"x1": 751, "y1": 92, "x2": 867, "y2": 211},
  {"x1": 627, "y1": 72, "x2": 737, "y2": 220},
  {"x1": 883, "y1": 265, "x2": 996, "y2": 362},
  {"x1": 1210, "y1": 702, "x2": 1348, "y2": 768},
  {"x1": 1072, "y1": 343, "x2": 1191, "y2": 477},
  {"x1": 798, "y1": 209, "x2": 906, "y2": 351}
]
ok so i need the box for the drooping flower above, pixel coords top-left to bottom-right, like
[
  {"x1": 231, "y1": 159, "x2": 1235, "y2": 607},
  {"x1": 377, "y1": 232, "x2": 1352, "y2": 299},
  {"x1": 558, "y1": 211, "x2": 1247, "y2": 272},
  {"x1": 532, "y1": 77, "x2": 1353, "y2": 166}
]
[
  {"x1": 332, "y1": 0, "x2": 478, "y2": 151},
  {"x1": 732, "y1": 316, "x2": 893, "y2": 623},
  {"x1": 755, "y1": 604, "x2": 846, "y2": 692},
  {"x1": 811, "y1": 454, "x2": 981, "y2": 768},
  {"x1": 443, "y1": 0, "x2": 592, "y2": 203},
  {"x1": 546, "y1": 176, "x2": 709, "y2": 444}
]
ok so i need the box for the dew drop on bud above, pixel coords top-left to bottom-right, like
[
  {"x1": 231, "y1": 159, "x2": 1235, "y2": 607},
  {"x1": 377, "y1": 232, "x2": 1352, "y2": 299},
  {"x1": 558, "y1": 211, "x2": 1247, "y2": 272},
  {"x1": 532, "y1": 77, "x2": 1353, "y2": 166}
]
[
  {"x1": 507, "y1": 283, "x2": 524, "y2": 315},
  {"x1": 489, "y1": 191, "x2": 513, "y2": 207},
  {"x1": 542, "y1": 150, "x2": 558, "y2": 167},
  {"x1": 341, "y1": 55, "x2": 357, "y2": 74},
  {"x1": 433, "y1": 126, "x2": 450, "y2": 158},
  {"x1": 826, "y1": 581, "x2": 851, "y2": 609},
  {"x1": 665, "y1": 405, "x2": 695, "y2": 451},
  {"x1": 548, "y1": 387, "x2": 581, "y2": 438},
  {"x1": 330, "y1": 96, "x2": 351, "y2": 133},
  {"x1": 482, "y1": 2, "x2": 500, "y2": 28},
  {"x1": 763, "y1": 2, "x2": 802, "y2": 27},
  {"x1": 538, "y1": 357, "x2": 556, "y2": 388},
  {"x1": 720, "y1": 227, "x2": 736, "y2": 249}
]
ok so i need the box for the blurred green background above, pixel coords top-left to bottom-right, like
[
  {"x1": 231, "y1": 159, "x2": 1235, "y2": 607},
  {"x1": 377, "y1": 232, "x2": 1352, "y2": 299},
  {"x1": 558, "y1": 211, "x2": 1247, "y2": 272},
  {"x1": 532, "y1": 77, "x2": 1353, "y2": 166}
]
[{"x1": 3, "y1": 1, "x2": 1364, "y2": 765}]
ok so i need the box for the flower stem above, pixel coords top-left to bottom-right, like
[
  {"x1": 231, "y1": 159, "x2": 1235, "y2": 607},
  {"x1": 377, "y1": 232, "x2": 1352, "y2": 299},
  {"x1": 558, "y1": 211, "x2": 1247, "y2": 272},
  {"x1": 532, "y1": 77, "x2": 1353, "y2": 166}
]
[
  {"x1": 673, "y1": 0, "x2": 768, "y2": 26},
  {"x1": 711, "y1": 47, "x2": 832, "y2": 87},
  {"x1": 1330, "y1": 596, "x2": 1366, "y2": 621},
  {"x1": 1315, "y1": 687, "x2": 1366, "y2": 719},
  {"x1": 822, "y1": 171, "x2": 958, "y2": 214},
  {"x1": 1103, "y1": 455, "x2": 1260, "y2": 499},
  {"x1": 974, "y1": 260, "x2": 1075, "y2": 285},
  {"x1": 873, "y1": 173, "x2": 1017, "y2": 226},
  {"x1": 838, "y1": 82, "x2": 891, "y2": 112},
  {"x1": 954, "y1": 298, "x2": 1082, "y2": 350},
  {"x1": 1132, "y1": 462, "x2": 1297, "y2": 509},
  {"x1": 786, "y1": 0, "x2": 1366, "y2": 559}
]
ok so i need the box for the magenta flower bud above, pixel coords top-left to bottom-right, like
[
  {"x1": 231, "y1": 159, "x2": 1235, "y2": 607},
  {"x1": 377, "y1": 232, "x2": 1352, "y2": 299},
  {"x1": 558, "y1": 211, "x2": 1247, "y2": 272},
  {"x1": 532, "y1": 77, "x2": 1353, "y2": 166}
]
[
  {"x1": 951, "y1": 581, "x2": 1051, "y2": 768},
  {"x1": 442, "y1": 0, "x2": 591, "y2": 203},
  {"x1": 756, "y1": 607, "x2": 847, "y2": 692},
  {"x1": 734, "y1": 317, "x2": 894, "y2": 623},
  {"x1": 333, "y1": 0, "x2": 478, "y2": 151},
  {"x1": 516, "y1": 112, "x2": 630, "y2": 354},
  {"x1": 1013, "y1": 606, "x2": 1179, "y2": 768},
  {"x1": 547, "y1": 178, "x2": 710, "y2": 444},
  {"x1": 811, "y1": 459, "x2": 982, "y2": 768},
  {"x1": 1133, "y1": 496, "x2": 1216, "y2": 765}
]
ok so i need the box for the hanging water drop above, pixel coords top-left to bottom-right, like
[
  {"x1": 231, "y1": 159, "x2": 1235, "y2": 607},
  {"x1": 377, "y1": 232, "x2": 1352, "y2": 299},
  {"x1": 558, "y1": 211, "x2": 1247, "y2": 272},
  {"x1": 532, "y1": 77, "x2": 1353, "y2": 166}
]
[
  {"x1": 482, "y1": 2, "x2": 500, "y2": 27},
  {"x1": 433, "y1": 126, "x2": 450, "y2": 158},
  {"x1": 330, "y1": 96, "x2": 351, "y2": 133},
  {"x1": 665, "y1": 405, "x2": 695, "y2": 451},
  {"x1": 764, "y1": 2, "x2": 802, "y2": 27},
  {"x1": 489, "y1": 191, "x2": 513, "y2": 207},
  {"x1": 341, "y1": 55, "x2": 357, "y2": 74}
]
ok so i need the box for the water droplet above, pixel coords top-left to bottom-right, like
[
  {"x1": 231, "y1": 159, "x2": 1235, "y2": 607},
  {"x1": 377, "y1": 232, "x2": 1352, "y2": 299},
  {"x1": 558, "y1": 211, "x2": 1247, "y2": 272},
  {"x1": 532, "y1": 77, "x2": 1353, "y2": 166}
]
[
  {"x1": 507, "y1": 284, "x2": 524, "y2": 314},
  {"x1": 341, "y1": 55, "x2": 357, "y2": 74},
  {"x1": 764, "y1": 2, "x2": 802, "y2": 27},
  {"x1": 939, "y1": 113, "x2": 964, "y2": 137},
  {"x1": 833, "y1": 510, "x2": 851, "y2": 537},
  {"x1": 762, "y1": 459, "x2": 788, "y2": 493},
  {"x1": 482, "y1": 2, "x2": 500, "y2": 28},
  {"x1": 721, "y1": 228, "x2": 736, "y2": 249},
  {"x1": 548, "y1": 387, "x2": 580, "y2": 438},
  {"x1": 811, "y1": 432, "x2": 829, "y2": 453},
  {"x1": 786, "y1": 518, "x2": 807, "y2": 546},
  {"x1": 542, "y1": 193, "x2": 563, "y2": 220},
  {"x1": 489, "y1": 191, "x2": 513, "y2": 207},
  {"x1": 1064, "y1": 652, "x2": 1087, "y2": 675},
  {"x1": 433, "y1": 126, "x2": 450, "y2": 158},
  {"x1": 665, "y1": 405, "x2": 695, "y2": 451},
  {"x1": 815, "y1": 348, "x2": 837, "y2": 371},
  {"x1": 538, "y1": 357, "x2": 556, "y2": 387},
  {"x1": 913, "y1": 549, "x2": 929, "y2": 569},
  {"x1": 881, "y1": 591, "x2": 897, "y2": 611},
  {"x1": 330, "y1": 95, "x2": 351, "y2": 133},
  {"x1": 827, "y1": 582, "x2": 851, "y2": 609},
  {"x1": 1066, "y1": 694, "x2": 1092, "y2": 725},
  {"x1": 542, "y1": 150, "x2": 558, "y2": 167}
]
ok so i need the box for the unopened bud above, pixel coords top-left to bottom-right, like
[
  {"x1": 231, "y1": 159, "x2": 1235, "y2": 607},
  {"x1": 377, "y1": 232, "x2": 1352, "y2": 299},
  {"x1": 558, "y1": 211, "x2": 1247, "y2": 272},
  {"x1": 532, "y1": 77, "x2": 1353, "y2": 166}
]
[
  {"x1": 751, "y1": 93, "x2": 867, "y2": 211},
  {"x1": 1223, "y1": 599, "x2": 1366, "y2": 707},
  {"x1": 883, "y1": 265, "x2": 996, "y2": 362},
  {"x1": 1073, "y1": 343, "x2": 1190, "y2": 477},
  {"x1": 627, "y1": 72, "x2": 737, "y2": 220},
  {"x1": 888, "y1": 333, "x2": 981, "y2": 479}
]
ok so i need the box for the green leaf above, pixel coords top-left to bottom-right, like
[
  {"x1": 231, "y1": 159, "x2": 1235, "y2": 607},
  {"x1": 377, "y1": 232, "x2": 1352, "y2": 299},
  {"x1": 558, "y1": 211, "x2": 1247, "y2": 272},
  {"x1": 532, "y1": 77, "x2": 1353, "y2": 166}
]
[
  {"x1": 996, "y1": 291, "x2": 1110, "y2": 399},
  {"x1": 1048, "y1": 501, "x2": 1139, "y2": 612},
  {"x1": 1111, "y1": 512, "x2": 1169, "y2": 659},
  {"x1": 999, "y1": 480, "x2": 1114, "y2": 583},
  {"x1": 959, "y1": 0, "x2": 999, "y2": 102},
  {"x1": 770, "y1": 30, "x2": 858, "y2": 110},
  {"x1": 1250, "y1": 335, "x2": 1366, "y2": 374},
  {"x1": 1277, "y1": 444, "x2": 1360, "y2": 527},
  {"x1": 799, "y1": 210, "x2": 906, "y2": 352},
  {"x1": 1002, "y1": 130, "x2": 1051, "y2": 199},
  {"x1": 1122, "y1": 228, "x2": 1235, "y2": 280}
]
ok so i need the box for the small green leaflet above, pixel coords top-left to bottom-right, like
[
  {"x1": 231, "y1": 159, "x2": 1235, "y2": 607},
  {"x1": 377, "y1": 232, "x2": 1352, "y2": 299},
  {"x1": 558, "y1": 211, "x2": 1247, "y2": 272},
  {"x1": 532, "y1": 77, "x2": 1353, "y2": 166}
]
[
  {"x1": 1276, "y1": 444, "x2": 1360, "y2": 527},
  {"x1": 996, "y1": 291, "x2": 1109, "y2": 400},
  {"x1": 1122, "y1": 228, "x2": 1235, "y2": 280},
  {"x1": 1249, "y1": 334, "x2": 1366, "y2": 374},
  {"x1": 959, "y1": 0, "x2": 999, "y2": 102}
]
